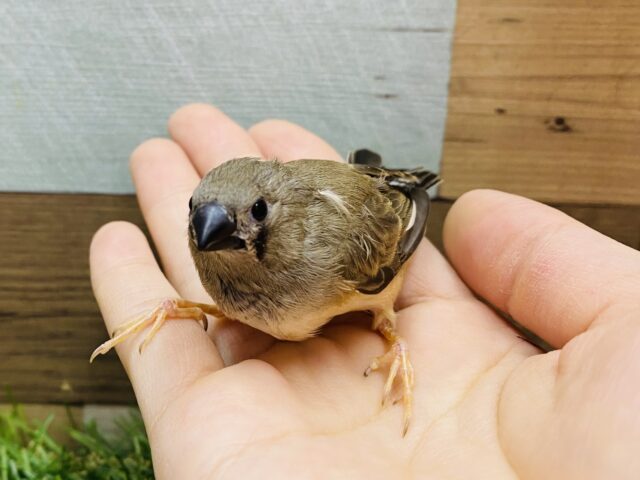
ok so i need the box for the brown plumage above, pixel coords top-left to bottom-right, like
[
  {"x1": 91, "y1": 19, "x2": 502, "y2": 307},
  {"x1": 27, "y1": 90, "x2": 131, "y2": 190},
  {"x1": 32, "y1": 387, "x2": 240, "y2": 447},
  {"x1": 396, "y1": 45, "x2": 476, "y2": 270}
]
[
  {"x1": 91, "y1": 149, "x2": 440, "y2": 435},
  {"x1": 187, "y1": 154, "x2": 438, "y2": 340}
]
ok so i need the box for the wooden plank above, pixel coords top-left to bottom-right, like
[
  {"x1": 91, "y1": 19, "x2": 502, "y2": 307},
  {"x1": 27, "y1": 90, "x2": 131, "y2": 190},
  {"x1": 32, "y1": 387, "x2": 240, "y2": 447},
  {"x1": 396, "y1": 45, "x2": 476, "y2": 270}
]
[
  {"x1": 0, "y1": 0, "x2": 456, "y2": 194},
  {"x1": 0, "y1": 193, "x2": 142, "y2": 404},
  {"x1": 441, "y1": 0, "x2": 640, "y2": 205},
  {"x1": 0, "y1": 193, "x2": 637, "y2": 405}
]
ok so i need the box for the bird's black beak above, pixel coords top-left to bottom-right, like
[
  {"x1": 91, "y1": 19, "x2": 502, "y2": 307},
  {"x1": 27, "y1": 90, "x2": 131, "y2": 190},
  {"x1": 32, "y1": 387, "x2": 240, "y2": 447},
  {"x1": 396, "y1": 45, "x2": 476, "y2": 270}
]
[{"x1": 191, "y1": 202, "x2": 245, "y2": 251}]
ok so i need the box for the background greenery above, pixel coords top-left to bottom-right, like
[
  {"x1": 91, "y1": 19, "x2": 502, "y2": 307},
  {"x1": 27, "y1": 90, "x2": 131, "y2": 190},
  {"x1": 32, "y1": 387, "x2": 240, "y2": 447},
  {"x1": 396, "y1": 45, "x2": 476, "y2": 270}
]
[{"x1": 0, "y1": 405, "x2": 153, "y2": 479}]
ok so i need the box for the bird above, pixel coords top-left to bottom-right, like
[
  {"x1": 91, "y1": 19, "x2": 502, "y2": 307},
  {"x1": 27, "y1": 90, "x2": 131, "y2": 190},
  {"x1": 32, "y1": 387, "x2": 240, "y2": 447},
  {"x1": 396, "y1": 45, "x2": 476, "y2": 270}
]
[{"x1": 90, "y1": 149, "x2": 440, "y2": 435}]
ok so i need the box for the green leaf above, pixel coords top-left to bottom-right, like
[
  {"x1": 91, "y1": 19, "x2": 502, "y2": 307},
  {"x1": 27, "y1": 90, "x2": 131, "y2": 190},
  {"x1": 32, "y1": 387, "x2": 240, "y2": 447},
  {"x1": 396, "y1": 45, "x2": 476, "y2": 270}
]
[{"x1": 0, "y1": 405, "x2": 154, "y2": 478}]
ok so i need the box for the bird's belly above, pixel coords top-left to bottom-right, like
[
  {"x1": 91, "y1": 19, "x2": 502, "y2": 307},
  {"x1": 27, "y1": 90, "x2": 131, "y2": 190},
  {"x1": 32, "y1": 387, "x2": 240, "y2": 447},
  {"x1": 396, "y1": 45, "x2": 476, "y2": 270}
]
[
  {"x1": 209, "y1": 267, "x2": 406, "y2": 342},
  {"x1": 261, "y1": 270, "x2": 406, "y2": 341}
]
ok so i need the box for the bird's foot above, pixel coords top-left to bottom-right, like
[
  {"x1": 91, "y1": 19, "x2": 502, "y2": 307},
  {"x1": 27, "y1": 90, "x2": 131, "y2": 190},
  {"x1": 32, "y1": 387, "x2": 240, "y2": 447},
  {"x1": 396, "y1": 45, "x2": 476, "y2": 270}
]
[
  {"x1": 90, "y1": 299, "x2": 221, "y2": 363},
  {"x1": 364, "y1": 317, "x2": 414, "y2": 436}
]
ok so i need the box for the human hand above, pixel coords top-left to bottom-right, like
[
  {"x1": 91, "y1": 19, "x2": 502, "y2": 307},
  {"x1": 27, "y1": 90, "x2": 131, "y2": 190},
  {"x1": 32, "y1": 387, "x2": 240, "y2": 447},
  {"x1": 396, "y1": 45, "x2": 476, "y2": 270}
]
[{"x1": 90, "y1": 104, "x2": 640, "y2": 479}]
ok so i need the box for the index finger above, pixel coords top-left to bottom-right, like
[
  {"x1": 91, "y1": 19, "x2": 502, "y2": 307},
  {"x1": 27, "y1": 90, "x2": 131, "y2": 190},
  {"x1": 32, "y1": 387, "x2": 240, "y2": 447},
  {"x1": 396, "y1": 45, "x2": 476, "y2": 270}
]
[{"x1": 443, "y1": 189, "x2": 640, "y2": 347}]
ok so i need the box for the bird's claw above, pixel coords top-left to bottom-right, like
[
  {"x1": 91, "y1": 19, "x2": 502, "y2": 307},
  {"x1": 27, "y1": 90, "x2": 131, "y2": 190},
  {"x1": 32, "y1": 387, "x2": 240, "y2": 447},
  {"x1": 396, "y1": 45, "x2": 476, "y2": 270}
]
[
  {"x1": 90, "y1": 299, "x2": 217, "y2": 363},
  {"x1": 365, "y1": 333, "x2": 414, "y2": 436}
]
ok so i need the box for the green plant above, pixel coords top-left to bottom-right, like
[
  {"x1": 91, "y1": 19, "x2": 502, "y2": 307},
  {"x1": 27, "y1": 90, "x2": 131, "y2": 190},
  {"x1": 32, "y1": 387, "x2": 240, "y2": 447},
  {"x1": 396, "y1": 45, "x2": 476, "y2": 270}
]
[{"x1": 0, "y1": 405, "x2": 153, "y2": 479}]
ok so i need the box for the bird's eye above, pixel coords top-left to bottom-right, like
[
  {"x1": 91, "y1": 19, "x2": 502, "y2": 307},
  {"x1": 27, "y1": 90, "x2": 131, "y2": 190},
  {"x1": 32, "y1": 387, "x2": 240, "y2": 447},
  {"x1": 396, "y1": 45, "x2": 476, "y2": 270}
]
[
  {"x1": 188, "y1": 197, "x2": 193, "y2": 211},
  {"x1": 251, "y1": 198, "x2": 268, "y2": 221}
]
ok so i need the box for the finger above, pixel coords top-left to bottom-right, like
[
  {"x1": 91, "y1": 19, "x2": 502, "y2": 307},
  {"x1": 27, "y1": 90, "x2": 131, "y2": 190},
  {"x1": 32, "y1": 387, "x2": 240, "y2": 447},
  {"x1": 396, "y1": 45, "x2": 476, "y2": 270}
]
[
  {"x1": 130, "y1": 138, "x2": 208, "y2": 301},
  {"x1": 396, "y1": 239, "x2": 473, "y2": 309},
  {"x1": 443, "y1": 189, "x2": 640, "y2": 347},
  {"x1": 90, "y1": 221, "x2": 222, "y2": 426},
  {"x1": 168, "y1": 103, "x2": 262, "y2": 176},
  {"x1": 248, "y1": 119, "x2": 343, "y2": 162}
]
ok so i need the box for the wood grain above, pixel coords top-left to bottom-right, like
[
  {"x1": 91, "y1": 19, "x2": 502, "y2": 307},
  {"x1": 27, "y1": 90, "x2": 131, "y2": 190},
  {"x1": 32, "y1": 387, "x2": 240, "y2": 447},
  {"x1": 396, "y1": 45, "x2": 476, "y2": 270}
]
[
  {"x1": 441, "y1": 0, "x2": 640, "y2": 205},
  {"x1": 0, "y1": 193, "x2": 142, "y2": 404},
  {"x1": 1, "y1": 192, "x2": 638, "y2": 405}
]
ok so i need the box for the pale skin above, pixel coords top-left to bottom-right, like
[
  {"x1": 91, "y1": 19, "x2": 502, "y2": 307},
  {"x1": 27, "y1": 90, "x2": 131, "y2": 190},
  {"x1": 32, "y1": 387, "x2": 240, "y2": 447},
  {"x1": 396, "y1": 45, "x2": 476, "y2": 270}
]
[{"x1": 91, "y1": 103, "x2": 640, "y2": 479}]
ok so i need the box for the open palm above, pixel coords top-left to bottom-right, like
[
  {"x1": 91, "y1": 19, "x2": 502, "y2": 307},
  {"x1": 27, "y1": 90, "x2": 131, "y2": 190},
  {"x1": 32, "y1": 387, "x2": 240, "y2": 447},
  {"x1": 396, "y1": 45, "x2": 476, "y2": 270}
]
[{"x1": 91, "y1": 104, "x2": 640, "y2": 479}]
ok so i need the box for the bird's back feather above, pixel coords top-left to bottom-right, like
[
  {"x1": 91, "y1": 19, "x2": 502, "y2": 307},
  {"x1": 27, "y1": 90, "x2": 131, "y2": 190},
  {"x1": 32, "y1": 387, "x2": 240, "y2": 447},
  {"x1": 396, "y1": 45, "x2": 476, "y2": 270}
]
[{"x1": 347, "y1": 149, "x2": 440, "y2": 294}]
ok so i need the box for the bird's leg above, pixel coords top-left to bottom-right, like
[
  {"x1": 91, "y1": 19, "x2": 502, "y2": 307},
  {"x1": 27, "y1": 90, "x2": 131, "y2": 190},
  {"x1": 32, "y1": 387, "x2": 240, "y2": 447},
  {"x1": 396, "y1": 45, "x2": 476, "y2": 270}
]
[
  {"x1": 364, "y1": 311, "x2": 414, "y2": 436},
  {"x1": 90, "y1": 299, "x2": 225, "y2": 363}
]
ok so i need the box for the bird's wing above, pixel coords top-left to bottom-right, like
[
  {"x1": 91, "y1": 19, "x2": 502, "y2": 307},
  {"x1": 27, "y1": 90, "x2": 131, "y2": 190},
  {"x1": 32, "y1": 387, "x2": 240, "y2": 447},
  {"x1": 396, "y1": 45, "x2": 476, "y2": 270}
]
[{"x1": 348, "y1": 150, "x2": 440, "y2": 295}]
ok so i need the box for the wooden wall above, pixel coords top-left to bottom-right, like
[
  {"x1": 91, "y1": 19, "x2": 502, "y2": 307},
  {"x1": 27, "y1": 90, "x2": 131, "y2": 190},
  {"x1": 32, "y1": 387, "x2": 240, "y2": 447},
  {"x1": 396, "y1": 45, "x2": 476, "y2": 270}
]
[
  {"x1": 441, "y1": 0, "x2": 640, "y2": 205},
  {"x1": 1, "y1": 0, "x2": 639, "y2": 405}
]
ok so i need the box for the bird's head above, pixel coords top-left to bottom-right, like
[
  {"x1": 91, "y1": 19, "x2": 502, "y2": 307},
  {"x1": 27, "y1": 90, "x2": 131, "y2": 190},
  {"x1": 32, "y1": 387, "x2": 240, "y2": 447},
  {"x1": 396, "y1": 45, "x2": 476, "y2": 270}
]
[{"x1": 188, "y1": 157, "x2": 297, "y2": 264}]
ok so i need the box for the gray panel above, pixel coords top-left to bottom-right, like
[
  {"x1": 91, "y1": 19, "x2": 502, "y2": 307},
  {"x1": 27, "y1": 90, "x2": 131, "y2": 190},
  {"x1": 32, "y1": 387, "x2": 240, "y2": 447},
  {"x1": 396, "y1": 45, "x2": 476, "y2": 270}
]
[{"x1": 0, "y1": 0, "x2": 456, "y2": 193}]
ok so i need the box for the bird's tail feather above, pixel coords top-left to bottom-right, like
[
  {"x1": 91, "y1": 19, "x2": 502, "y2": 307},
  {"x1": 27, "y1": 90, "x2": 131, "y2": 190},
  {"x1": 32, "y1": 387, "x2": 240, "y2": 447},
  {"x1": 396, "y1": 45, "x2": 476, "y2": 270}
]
[
  {"x1": 385, "y1": 168, "x2": 441, "y2": 194},
  {"x1": 348, "y1": 148, "x2": 441, "y2": 192}
]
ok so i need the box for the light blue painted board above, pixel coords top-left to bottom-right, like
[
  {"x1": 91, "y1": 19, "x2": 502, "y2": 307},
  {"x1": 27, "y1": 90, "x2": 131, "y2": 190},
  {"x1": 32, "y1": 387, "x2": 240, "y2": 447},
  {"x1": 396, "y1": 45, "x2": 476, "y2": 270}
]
[{"x1": 0, "y1": 0, "x2": 456, "y2": 193}]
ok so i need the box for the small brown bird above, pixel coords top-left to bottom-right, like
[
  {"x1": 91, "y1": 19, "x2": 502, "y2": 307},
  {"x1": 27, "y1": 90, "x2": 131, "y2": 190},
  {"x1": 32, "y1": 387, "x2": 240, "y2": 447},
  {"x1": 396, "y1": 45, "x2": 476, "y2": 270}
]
[{"x1": 91, "y1": 149, "x2": 440, "y2": 435}]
